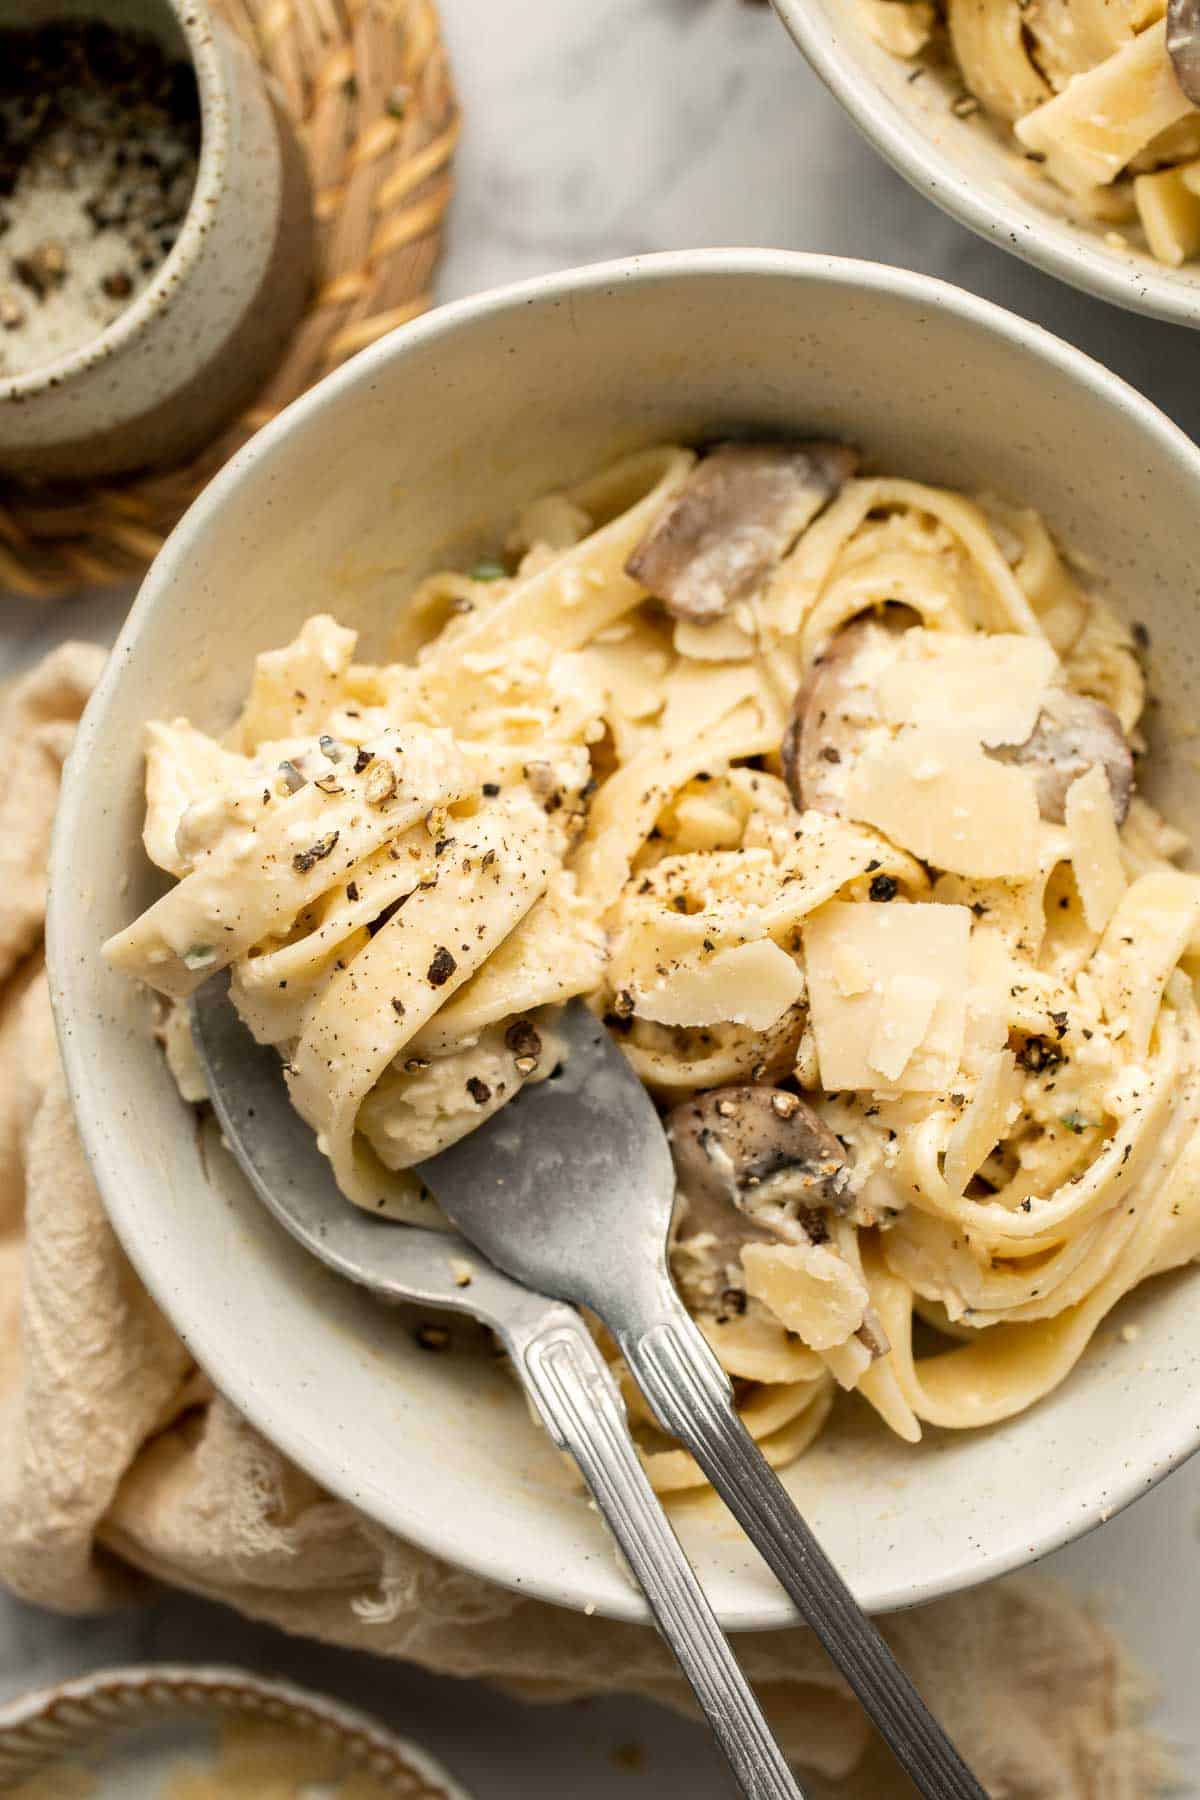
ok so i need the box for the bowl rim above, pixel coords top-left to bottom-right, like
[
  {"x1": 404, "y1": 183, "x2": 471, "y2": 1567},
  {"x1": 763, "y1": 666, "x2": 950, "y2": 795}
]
[
  {"x1": 0, "y1": 1663, "x2": 473, "y2": 1796},
  {"x1": 768, "y1": 0, "x2": 1200, "y2": 331},
  {"x1": 48, "y1": 248, "x2": 1200, "y2": 1627}
]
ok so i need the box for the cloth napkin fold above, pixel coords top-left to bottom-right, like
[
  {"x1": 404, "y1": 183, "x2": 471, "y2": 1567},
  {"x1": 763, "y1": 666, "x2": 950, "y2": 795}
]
[{"x1": 0, "y1": 644, "x2": 1172, "y2": 1798}]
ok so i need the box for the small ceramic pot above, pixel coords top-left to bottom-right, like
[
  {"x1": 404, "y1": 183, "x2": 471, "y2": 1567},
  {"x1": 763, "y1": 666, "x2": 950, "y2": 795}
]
[
  {"x1": 0, "y1": 0, "x2": 313, "y2": 481},
  {"x1": 0, "y1": 1664, "x2": 475, "y2": 1795}
]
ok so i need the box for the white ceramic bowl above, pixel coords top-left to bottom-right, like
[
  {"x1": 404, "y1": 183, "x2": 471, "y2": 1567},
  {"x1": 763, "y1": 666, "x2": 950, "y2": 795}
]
[
  {"x1": 771, "y1": 0, "x2": 1200, "y2": 329},
  {"x1": 48, "y1": 251, "x2": 1200, "y2": 1629}
]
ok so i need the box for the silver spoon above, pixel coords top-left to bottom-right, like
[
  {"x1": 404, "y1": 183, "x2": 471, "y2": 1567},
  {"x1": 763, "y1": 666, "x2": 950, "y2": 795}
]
[
  {"x1": 1168, "y1": 0, "x2": 1200, "y2": 105},
  {"x1": 420, "y1": 1000, "x2": 985, "y2": 1800},
  {"x1": 190, "y1": 975, "x2": 806, "y2": 1800}
]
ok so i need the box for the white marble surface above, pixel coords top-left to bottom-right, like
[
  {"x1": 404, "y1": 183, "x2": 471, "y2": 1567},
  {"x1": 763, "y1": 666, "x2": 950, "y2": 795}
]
[{"x1": 4, "y1": 0, "x2": 1200, "y2": 1792}]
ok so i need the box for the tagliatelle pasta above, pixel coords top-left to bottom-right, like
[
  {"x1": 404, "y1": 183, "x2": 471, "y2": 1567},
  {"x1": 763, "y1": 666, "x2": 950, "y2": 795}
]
[
  {"x1": 860, "y1": 0, "x2": 1200, "y2": 267},
  {"x1": 106, "y1": 443, "x2": 1200, "y2": 1493}
]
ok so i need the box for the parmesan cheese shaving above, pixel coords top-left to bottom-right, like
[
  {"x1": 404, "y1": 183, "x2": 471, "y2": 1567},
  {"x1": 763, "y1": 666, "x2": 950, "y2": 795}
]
[
  {"x1": 803, "y1": 900, "x2": 971, "y2": 1091},
  {"x1": 1066, "y1": 764, "x2": 1127, "y2": 933},
  {"x1": 741, "y1": 1240, "x2": 869, "y2": 1349},
  {"x1": 875, "y1": 631, "x2": 1057, "y2": 747},
  {"x1": 633, "y1": 938, "x2": 804, "y2": 1031},
  {"x1": 846, "y1": 728, "x2": 1041, "y2": 879},
  {"x1": 944, "y1": 1049, "x2": 1023, "y2": 1197},
  {"x1": 868, "y1": 972, "x2": 941, "y2": 1082}
]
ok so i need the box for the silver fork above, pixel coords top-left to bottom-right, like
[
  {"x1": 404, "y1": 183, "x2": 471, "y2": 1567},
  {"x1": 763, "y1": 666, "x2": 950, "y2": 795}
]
[
  {"x1": 421, "y1": 1000, "x2": 986, "y2": 1800},
  {"x1": 190, "y1": 976, "x2": 807, "y2": 1800}
]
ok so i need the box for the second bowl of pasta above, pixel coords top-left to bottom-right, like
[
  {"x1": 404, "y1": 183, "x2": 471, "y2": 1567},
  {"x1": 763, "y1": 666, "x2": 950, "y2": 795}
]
[
  {"x1": 49, "y1": 251, "x2": 1200, "y2": 1625},
  {"x1": 772, "y1": 0, "x2": 1200, "y2": 327}
]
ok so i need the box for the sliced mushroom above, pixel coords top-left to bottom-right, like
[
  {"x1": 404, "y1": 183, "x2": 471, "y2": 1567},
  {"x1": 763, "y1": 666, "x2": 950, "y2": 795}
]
[
  {"x1": 666, "y1": 1084, "x2": 859, "y2": 1323},
  {"x1": 667, "y1": 1085, "x2": 856, "y2": 1240},
  {"x1": 781, "y1": 617, "x2": 896, "y2": 813},
  {"x1": 625, "y1": 440, "x2": 858, "y2": 623},
  {"x1": 1168, "y1": 0, "x2": 1200, "y2": 107},
  {"x1": 993, "y1": 688, "x2": 1134, "y2": 824}
]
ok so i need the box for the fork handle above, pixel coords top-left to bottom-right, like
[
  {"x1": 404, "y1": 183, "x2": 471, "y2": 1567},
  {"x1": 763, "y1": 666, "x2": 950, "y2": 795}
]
[
  {"x1": 502, "y1": 1303, "x2": 806, "y2": 1800},
  {"x1": 619, "y1": 1306, "x2": 987, "y2": 1800}
]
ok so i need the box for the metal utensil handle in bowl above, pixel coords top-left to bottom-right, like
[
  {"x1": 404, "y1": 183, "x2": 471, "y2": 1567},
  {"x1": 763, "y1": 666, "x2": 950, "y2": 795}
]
[
  {"x1": 501, "y1": 1300, "x2": 806, "y2": 1800},
  {"x1": 619, "y1": 1297, "x2": 986, "y2": 1800}
]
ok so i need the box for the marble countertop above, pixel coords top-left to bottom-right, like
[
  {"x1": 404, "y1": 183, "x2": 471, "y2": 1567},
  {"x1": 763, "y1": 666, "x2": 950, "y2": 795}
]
[{"x1": 3, "y1": 0, "x2": 1199, "y2": 1792}]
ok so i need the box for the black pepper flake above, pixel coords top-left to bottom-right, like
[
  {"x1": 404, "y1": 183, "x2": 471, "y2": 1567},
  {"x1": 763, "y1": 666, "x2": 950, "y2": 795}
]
[
  {"x1": 1049, "y1": 1010, "x2": 1069, "y2": 1040},
  {"x1": 367, "y1": 898, "x2": 403, "y2": 937},
  {"x1": 427, "y1": 946, "x2": 457, "y2": 986},
  {"x1": 391, "y1": 997, "x2": 405, "y2": 1018},
  {"x1": 466, "y1": 1076, "x2": 492, "y2": 1104},
  {"x1": 865, "y1": 860, "x2": 881, "y2": 872},
  {"x1": 720, "y1": 1287, "x2": 747, "y2": 1317},
  {"x1": 505, "y1": 1018, "x2": 542, "y2": 1060},
  {"x1": 353, "y1": 748, "x2": 374, "y2": 773},
  {"x1": 346, "y1": 881, "x2": 359, "y2": 903},
  {"x1": 869, "y1": 873, "x2": 898, "y2": 902},
  {"x1": 292, "y1": 830, "x2": 339, "y2": 873},
  {"x1": 819, "y1": 746, "x2": 842, "y2": 764},
  {"x1": 1015, "y1": 1035, "x2": 1062, "y2": 1074},
  {"x1": 482, "y1": 782, "x2": 500, "y2": 797},
  {"x1": 481, "y1": 849, "x2": 497, "y2": 870}
]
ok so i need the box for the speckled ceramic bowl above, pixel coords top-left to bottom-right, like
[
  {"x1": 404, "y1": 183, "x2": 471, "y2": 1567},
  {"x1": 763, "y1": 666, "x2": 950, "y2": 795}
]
[
  {"x1": 48, "y1": 251, "x2": 1200, "y2": 1628},
  {"x1": 771, "y1": 0, "x2": 1200, "y2": 329},
  {"x1": 0, "y1": 1664, "x2": 474, "y2": 1795},
  {"x1": 0, "y1": 0, "x2": 313, "y2": 480}
]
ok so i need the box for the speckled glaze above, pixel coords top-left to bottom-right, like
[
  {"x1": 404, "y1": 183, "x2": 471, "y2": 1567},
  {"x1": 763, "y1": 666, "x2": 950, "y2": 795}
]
[
  {"x1": 0, "y1": 0, "x2": 313, "y2": 480},
  {"x1": 0, "y1": 1664, "x2": 474, "y2": 1794},
  {"x1": 771, "y1": 0, "x2": 1200, "y2": 330},
  {"x1": 47, "y1": 253, "x2": 1200, "y2": 1628}
]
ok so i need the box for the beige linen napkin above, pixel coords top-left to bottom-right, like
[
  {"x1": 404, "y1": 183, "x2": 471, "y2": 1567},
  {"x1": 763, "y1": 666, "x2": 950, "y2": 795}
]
[{"x1": 0, "y1": 644, "x2": 1173, "y2": 1797}]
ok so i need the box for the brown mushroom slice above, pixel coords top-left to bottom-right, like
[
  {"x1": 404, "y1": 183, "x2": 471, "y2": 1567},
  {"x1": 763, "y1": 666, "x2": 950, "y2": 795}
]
[
  {"x1": 781, "y1": 617, "x2": 896, "y2": 813},
  {"x1": 667, "y1": 1085, "x2": 856, "y2": 1248},
  {"x1": 992, "y1": 688, "x2": 1134, "y2": 824},
  {"x1": 625, "y1": 441, "x2": 859, "y2": 623}
]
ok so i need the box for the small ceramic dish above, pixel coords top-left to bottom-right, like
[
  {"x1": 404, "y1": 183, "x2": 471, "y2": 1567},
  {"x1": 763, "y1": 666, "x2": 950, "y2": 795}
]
[
  {"x1": 0, "y1": 1663, "x2": 473, "y2": 1794},
  {"x1": 770, "y1": 0, "x2": 1200, "y2": 329},
  {"x1": 48, "y1": 250, "x2": 1200, "y2": 1629},
  {"x1": 0, "y1": 0, "x2": 312, "y2": 481}
]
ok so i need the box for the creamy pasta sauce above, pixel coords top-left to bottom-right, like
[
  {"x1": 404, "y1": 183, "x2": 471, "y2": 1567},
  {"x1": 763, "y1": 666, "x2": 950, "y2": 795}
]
[{"x1": 106, "y1": 444, "x2": 1200, "y2": 1492}]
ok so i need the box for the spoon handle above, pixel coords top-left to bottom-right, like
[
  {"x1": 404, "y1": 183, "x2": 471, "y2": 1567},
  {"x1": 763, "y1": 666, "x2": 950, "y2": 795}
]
[
  {"x1": 619, "y1": 1305, "x2": 986, "y2": 1800},
  {"x1": 500, "y1": 1302, "x2": 806, "y2": 1800}
]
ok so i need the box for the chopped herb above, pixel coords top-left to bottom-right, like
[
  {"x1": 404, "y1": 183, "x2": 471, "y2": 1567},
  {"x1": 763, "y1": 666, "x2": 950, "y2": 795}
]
[
  {"x1": 183, "y1": 944, "x2": 216, "y2": 970},
  {"x1": 469, "y1": 557, "x2": 508, "y2": 581},
  {"x1": 1060, "y1": 1112, "x2": 1091, "y2": 1135}
]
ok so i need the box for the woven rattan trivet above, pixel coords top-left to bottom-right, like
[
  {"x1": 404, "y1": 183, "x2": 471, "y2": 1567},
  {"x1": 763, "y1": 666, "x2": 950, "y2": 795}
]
[{"x1": 0, "y1": 0, "x2": 458, "y2": 600}]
